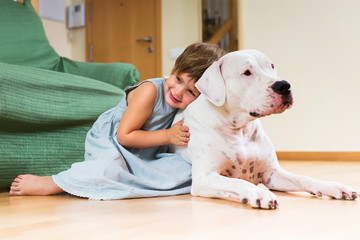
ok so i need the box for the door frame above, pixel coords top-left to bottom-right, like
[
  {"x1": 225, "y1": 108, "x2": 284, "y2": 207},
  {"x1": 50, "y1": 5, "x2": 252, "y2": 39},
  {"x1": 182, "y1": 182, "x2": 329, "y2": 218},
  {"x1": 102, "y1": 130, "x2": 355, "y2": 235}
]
[
  {"x1": 85, "y1": 0, "x2": 162, "y2": 77},
  {"x1": 154, "y1": 0, "x2": 162, "y2": 77}
]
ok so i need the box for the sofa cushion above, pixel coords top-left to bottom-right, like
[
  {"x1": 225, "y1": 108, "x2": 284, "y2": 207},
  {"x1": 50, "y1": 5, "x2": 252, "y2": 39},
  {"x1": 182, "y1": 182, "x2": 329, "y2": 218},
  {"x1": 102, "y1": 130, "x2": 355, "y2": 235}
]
[{"x1": 0, "y1": 0, "x2": 60, "y2": 69}]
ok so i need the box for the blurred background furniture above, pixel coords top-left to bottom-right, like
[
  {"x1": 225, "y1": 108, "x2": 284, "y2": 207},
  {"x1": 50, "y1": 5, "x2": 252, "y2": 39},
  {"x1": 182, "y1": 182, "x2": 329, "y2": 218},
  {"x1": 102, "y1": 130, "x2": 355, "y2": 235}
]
[{"x1": 0, "y1": 0, "x2": 140, "y2": 190}]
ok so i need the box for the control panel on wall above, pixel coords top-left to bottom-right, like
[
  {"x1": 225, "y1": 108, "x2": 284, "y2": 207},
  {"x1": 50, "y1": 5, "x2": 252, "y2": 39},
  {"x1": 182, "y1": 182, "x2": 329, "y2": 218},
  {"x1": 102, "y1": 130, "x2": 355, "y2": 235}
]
[{"x1": 67, "y1": 4, "x2": 85, "y2": 28}]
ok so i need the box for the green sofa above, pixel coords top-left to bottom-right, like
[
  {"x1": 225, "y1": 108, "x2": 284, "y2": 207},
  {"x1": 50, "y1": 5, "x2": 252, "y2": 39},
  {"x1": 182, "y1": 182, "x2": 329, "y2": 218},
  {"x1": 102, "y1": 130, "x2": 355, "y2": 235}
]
[{"x1": 0, "y1": 0, "x2": 140, "y2": 190}]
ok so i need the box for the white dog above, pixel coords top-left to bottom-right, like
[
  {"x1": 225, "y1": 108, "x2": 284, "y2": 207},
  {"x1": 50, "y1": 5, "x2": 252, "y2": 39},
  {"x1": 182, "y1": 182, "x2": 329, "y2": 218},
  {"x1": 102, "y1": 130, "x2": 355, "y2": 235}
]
[{"x1": 172, "y1": 49, "x2": 358, "y2": 209}]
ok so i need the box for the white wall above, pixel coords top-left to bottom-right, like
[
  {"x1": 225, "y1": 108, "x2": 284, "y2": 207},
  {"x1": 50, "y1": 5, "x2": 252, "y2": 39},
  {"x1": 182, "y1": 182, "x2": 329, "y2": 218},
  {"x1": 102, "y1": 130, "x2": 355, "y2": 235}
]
[
  {"x1": 41, "y1": 0, "x2": 86, "y2": 62},
  {"x1": 241, "y1": 0, "x2": 360, "y2": 151},
  {"x1": 161, "y1": 0, "x2": 202, "y2": 76}
]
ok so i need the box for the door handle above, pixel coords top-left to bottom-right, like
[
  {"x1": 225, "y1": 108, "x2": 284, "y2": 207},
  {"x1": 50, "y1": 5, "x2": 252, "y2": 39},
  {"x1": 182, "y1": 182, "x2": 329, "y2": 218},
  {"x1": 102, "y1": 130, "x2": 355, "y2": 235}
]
[{"x1": 135, "y1": 36, "x2": 152, "y2": 43}]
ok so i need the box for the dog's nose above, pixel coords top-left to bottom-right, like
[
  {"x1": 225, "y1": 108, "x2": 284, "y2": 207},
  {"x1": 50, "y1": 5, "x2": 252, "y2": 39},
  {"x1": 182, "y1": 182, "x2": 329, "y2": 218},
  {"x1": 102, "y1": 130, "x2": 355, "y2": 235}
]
[{"x1": 271, "y1": 80, "x2": 291, "y2": 95}]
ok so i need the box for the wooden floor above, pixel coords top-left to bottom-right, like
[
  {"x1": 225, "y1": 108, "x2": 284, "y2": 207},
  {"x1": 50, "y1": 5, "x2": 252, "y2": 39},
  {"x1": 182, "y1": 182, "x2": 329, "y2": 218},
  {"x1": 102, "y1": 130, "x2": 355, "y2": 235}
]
[{"x1": 1, "y1": 160, "x2": 360, "y2": 240}]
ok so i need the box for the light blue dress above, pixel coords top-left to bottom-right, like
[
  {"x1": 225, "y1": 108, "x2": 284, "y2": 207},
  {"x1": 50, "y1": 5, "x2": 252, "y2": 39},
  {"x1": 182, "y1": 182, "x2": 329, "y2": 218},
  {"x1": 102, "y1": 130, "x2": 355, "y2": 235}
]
[{"x1": 52, "y1": 78, "x2": 192, "y2": 200}]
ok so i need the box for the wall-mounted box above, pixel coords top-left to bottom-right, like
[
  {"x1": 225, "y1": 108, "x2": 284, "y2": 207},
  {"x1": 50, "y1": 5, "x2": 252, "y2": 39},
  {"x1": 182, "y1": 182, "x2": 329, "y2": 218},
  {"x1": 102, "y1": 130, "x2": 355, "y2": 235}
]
[{"x1": 67, "y1": 4, "x2": 85, "y2": 28}]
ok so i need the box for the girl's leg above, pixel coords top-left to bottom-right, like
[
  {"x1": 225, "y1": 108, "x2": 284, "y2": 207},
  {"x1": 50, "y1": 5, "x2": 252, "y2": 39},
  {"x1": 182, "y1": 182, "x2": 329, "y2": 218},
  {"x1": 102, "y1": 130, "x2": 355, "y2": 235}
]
[{"x1": 9, "y1": 175, "x2": 64, "y2": 196}]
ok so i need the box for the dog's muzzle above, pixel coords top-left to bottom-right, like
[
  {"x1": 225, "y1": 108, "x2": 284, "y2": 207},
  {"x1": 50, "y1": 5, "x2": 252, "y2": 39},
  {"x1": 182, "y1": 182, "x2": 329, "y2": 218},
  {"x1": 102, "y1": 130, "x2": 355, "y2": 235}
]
[{"x1": 271, "y1": 80, "x2": 293, "y2": 106}]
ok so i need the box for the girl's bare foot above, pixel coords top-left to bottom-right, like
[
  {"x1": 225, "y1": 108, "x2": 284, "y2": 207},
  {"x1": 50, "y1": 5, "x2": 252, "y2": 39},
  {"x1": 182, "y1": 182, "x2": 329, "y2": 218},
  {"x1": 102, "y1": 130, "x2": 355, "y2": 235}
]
[{"x1": 9, "y1": 174, "x2": 64, "y2": 196}]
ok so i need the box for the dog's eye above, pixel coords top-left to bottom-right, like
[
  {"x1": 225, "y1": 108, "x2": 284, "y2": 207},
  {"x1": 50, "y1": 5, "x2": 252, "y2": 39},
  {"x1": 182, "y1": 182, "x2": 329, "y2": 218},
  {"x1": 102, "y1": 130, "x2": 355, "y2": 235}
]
[
  {"x1": 244, "y1": 70, "x2": 252, "y2": 76},
  {"x1": 271, "y1": 64, "x2": 275, "y2": 69}
]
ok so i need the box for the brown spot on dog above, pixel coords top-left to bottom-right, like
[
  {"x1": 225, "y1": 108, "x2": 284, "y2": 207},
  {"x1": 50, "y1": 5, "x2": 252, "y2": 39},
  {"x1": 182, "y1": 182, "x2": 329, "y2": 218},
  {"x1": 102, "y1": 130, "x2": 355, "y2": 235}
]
[
  {"x1": 222, "y1": 151, "x2": 230, "y2": 159},
  {"x1": 250, "y1": 129, "x2": 258, "y2": 142},
  {"x1": 235, "y1": 153, "x2": 243, "y2": 165},
  {"x1": 266, "y1": 177, "x2": 272, "y2": 185}
]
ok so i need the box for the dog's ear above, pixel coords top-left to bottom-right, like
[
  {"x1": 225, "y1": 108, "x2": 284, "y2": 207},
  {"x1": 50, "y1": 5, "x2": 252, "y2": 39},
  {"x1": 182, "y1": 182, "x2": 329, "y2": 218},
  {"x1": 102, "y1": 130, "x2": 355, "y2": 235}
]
[{"x1": 195, "y1": 60, "x2": 225, "y2": 106}]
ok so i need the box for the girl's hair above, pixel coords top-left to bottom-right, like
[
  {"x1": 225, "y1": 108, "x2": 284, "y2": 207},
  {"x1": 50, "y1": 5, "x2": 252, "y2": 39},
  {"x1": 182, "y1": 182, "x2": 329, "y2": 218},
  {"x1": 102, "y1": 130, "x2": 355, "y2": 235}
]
[{"x1": 171, "y1": 42, "x2": 226, "y2": 81}]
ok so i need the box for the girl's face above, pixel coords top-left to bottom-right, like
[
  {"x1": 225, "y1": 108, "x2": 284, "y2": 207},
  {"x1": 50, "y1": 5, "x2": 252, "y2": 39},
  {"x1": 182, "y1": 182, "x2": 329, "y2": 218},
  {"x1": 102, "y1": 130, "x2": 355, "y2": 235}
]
[{"x1": 165, "y1": 72, "x2": 200, "y2": 109}]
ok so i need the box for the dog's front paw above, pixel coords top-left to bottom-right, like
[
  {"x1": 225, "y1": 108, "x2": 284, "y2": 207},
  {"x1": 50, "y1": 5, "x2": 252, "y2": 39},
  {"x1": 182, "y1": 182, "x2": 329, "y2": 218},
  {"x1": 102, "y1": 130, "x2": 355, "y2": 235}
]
[
  {"x1": 242, "y1": 187, "x2": 278, "y2": 210},
  {"x1": 310, "y1": 182, "x2": 358, "y2": 200}
]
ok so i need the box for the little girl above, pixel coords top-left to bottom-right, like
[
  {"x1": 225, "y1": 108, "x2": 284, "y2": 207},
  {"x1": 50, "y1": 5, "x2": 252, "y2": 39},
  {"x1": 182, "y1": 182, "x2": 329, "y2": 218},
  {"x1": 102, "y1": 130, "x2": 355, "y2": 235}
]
[{"x1": 9, "y1": 42, "x2": 225, "y2": 199}]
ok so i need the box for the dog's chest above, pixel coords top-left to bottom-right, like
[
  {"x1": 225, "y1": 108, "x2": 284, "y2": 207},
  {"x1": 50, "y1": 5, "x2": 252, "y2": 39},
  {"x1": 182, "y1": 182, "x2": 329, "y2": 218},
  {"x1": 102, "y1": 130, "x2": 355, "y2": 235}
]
[
  {"x1": 199, "y1": 122, "x2": 270, "y2": 184},
  {"x1": 216, "y1": 144, "x2": 267, "y2": 184}
]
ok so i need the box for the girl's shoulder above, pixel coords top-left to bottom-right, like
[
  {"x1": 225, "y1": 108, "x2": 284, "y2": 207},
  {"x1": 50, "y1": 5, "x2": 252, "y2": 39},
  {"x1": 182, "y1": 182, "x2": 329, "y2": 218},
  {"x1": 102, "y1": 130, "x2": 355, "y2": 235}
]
[
  {"x1": 124, "y1": 78, "x2": 164, "y2": 95},
  {"x1": 140, "y1": 77, "x2": 165, "y2": 91},
  {"x1": 124, "y1": 78, "x2": 165, "y2": 107},
  {"x1": 147, "y1": 77, "x2": 165, "y2": 84},
  {"x1": 126, "y1": 81, "x2": 156, "y2": 106}
]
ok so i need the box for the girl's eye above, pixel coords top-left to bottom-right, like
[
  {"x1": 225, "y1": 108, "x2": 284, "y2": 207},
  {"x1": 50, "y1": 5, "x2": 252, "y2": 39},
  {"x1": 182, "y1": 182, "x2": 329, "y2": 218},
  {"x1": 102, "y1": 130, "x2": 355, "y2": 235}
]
[
  {"x1": 244, "y1": 70, "x2": 252, "y2": 76},
  {"x1": 176, "y1": 76, "x2": 182, "y2": 82},
  {"x1": 271, "y1": 64, "x2": 275, "y2": 69},
  {"x1": 188, "y1": 90, "x2": 195, "y2": 97}
]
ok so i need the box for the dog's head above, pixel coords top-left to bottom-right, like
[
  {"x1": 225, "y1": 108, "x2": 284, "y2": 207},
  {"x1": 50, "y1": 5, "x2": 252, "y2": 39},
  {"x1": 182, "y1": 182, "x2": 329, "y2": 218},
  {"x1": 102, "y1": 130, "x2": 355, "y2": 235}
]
[{"x1": 195, "y1": 49, "x2": 293, "y2": 119}]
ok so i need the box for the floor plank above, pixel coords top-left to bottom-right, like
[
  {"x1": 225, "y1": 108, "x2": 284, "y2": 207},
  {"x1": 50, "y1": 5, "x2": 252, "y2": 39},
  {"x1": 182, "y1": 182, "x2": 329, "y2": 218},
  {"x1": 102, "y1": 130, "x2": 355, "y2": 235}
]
[{"x1": 1, "y1": 160, "x2": 359, "y2": 240}]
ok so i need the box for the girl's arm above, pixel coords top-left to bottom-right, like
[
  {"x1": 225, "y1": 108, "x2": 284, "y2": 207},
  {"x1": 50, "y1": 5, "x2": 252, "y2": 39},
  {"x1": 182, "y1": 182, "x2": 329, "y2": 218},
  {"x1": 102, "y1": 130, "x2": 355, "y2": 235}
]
[{"x1": 117, "y1": 82, "x2": 189, "y2": 148}]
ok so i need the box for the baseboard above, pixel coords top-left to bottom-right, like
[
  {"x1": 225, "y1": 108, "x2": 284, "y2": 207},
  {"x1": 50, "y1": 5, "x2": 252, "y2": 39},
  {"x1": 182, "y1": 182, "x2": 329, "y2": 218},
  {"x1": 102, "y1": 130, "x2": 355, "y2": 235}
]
[{"x1": 276, "y1": 152, "x2": 360, "y2": 161}]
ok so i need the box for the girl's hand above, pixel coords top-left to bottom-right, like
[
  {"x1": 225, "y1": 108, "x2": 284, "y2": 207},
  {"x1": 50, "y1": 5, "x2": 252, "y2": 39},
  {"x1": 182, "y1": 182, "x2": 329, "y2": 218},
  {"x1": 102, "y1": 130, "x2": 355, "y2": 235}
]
[{"x1": 168, "y1": 119, "x2": 190, "y2": 146}]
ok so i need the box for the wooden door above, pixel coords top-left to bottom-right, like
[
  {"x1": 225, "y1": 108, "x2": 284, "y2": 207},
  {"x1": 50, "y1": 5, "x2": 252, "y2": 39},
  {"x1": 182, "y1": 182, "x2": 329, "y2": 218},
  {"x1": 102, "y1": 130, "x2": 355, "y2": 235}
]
[{"x1": 86, "y1": 0, "x2": 162, "y2": 81}]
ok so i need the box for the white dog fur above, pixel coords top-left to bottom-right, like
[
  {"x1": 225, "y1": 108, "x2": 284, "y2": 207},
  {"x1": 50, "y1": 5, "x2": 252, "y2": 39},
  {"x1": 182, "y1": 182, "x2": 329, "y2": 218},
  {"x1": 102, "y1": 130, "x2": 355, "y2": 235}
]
[{"x1": 171, "y1": 49, "x2": 358, "y2": 209}]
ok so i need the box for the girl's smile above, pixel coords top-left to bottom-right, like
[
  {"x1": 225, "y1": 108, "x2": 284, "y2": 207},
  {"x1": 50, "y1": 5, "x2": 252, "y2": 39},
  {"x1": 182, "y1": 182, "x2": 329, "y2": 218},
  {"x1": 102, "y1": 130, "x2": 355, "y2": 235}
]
[{"x1": 169, "y1": 90, "x2": 180, "y2": 103}]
